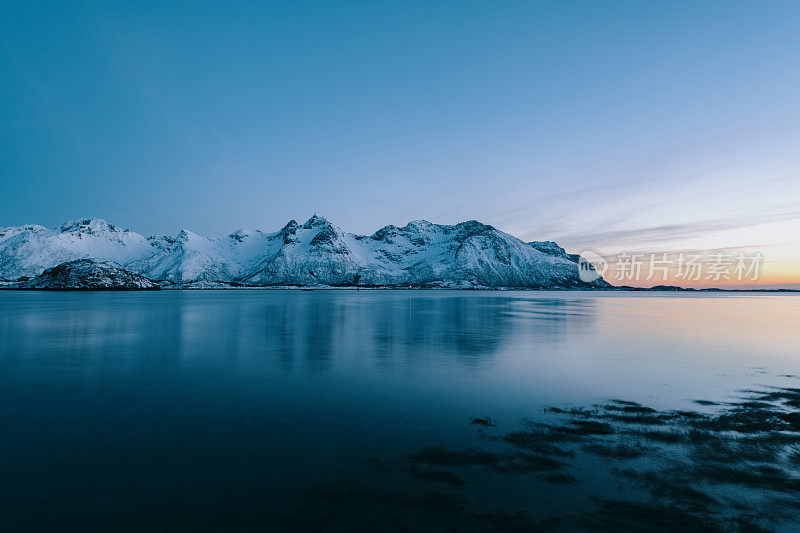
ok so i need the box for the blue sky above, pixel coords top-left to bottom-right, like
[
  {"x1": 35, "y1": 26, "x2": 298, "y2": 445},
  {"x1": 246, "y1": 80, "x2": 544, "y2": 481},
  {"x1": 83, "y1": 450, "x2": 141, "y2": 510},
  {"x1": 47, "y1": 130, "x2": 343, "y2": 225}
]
[{"x1": 2, "y1": 1, "x2": 799, "y2": 285}]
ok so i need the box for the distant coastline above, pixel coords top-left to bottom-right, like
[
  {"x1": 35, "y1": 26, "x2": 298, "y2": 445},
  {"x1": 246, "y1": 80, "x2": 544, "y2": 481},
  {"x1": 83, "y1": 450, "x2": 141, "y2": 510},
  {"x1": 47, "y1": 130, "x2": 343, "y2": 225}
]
[
  {"x1": 2, "y1": 283, "x2": 797, "y2": 293},
  {"x1": 2, "y1": 217, "x2": 794, "y2": 292}
]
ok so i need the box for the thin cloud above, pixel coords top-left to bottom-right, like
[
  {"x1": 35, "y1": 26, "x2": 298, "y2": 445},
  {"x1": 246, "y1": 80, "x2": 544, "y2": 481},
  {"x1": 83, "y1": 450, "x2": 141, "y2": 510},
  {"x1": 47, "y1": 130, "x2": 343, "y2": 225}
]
[{"x1": 554, "y1": 208, "x2": 800, "y2": 249}]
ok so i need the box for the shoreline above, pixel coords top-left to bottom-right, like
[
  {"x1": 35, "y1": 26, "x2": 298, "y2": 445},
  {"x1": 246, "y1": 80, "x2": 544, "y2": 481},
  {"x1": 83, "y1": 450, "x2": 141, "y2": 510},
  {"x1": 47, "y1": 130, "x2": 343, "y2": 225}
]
[{"x1": 1, "y1": 285, "x2": 798, "y2": 293}]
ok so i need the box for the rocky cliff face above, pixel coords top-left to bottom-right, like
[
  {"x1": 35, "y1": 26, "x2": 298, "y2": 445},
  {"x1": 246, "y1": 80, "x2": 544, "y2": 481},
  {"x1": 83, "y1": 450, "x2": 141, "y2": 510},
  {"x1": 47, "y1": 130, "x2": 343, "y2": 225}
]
[
  {"x1": 0, "y1": 216, "x2": 609, "y2": 289},
  {"x1": 15, "y1": 260, "x2": 160, "y2": 290}
]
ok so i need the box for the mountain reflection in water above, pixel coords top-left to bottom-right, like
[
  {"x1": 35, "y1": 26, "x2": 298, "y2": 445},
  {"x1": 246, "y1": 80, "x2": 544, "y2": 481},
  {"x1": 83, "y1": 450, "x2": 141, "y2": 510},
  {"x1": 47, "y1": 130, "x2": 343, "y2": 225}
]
[{"x1": 1, "y1": 291, "x2": 798, "y2": 531}]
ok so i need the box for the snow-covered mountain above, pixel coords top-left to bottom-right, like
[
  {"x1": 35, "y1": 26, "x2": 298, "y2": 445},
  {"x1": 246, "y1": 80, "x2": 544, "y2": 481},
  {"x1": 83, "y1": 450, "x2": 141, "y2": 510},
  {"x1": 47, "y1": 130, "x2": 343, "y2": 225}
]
[
  {"x1": 0, "y1": 219, "x2": 152, "y2": 280},
  {"x1": 0, "y1": 216, "x2": 609, "y2": 289}
]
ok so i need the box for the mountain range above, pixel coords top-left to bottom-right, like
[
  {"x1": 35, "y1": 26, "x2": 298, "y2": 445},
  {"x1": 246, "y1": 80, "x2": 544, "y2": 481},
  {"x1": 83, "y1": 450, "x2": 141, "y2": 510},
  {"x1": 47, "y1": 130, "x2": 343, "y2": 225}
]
[{"x1": 0, "y1": 216, "x2": 608, "y2": 289}]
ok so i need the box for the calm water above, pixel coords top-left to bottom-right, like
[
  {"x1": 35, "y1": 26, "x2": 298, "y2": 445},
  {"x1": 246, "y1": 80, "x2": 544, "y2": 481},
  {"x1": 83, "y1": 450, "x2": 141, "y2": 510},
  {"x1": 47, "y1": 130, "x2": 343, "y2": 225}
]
[{"x1": 1, "y1": 291, "x2": 799, "y2": 531}]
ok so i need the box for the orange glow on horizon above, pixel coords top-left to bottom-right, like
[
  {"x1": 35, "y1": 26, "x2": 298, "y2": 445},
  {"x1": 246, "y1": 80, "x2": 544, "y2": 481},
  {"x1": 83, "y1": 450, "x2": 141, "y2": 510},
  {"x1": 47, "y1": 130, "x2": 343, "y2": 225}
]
[{"x1": 601, "y1": 259, "x2": 800, "y2": 290}]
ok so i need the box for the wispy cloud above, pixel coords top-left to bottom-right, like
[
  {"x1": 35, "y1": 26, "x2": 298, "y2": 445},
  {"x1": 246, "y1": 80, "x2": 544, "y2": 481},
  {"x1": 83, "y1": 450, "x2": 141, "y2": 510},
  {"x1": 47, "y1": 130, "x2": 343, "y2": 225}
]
[{"x1": 554, "y1": 207, "x2": 800, "y2": 249}]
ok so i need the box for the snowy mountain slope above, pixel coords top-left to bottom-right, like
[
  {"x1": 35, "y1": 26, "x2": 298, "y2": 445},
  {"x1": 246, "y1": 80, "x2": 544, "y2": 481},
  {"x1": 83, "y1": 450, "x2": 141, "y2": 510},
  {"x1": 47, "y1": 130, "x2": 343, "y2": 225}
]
[
  {"x1": 129, "y1": 230, "x2": 238, "y2": 283},
  {"x1": 528, "y1": 240, "x2": 576, "y2": 260},
  {"x1": 0, "y1": 215, "x2": 609, "y2": 288},
  {"x1": 353, "y1": 219, "x2": 593, "y2": 288},
  {"x1": 242, "y1": 216, "x2": 368, "y2": 286},
  {"x1": 0, "y1": 219, "x2": 152, "y2": 279}
]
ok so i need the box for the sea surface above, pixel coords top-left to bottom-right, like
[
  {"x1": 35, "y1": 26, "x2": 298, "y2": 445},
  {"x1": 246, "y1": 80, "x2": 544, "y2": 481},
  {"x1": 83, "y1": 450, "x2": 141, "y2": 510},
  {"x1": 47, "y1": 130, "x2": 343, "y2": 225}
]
[{"x1": 1, "y1": 290, "x2": 799, "y2": 531}]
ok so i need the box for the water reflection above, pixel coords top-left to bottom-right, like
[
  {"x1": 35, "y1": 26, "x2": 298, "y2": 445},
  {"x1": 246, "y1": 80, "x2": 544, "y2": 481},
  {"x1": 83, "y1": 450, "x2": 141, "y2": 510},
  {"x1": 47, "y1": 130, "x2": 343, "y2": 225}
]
[
  {"x1": 0, "y1": 292, "x2": 598, "y2": 378},
  {"x1": 1, "y1": 291, "x2": 800, "y2": 531}
]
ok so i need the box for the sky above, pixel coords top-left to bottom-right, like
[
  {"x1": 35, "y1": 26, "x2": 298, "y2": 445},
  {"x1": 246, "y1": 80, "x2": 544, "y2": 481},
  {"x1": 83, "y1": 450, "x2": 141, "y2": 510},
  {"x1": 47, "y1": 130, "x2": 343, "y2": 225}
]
[{"x1": 1, "y1": 1, "x2": 799, "y2": 288}]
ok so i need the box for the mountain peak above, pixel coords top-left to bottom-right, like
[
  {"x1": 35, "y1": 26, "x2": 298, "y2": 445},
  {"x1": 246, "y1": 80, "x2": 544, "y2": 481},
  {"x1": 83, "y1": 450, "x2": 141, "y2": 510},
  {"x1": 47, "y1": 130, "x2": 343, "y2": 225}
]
[
  {"x1": 58, "y1": 218, "x2": 119, "y2": 234},
  {"x1": 280, "y1": 220, "x2": 299, "y2": 233},
  {"x1": 177, "y1": 229, "x2": 201, "y2": 243},
  {"x1": 407, "y1": 219, "x2": 433, "y2": 226},
  {"x1": 302, "y1": 214, "x2": 329, "y2": 229}
]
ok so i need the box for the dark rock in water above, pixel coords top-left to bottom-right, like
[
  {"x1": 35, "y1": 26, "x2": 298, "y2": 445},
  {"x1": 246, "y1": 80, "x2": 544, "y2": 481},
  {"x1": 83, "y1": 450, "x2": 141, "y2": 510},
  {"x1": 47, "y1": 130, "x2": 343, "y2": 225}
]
[
  {"x1": 469, "y1": 417, "x2": 497, "y2": 427},
  {"x1": 649, "y1": 285, "x2": 691, "y2": 291},
  {"x1": 15, "y1": 259, "x2": 160, "y2": 290}
]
